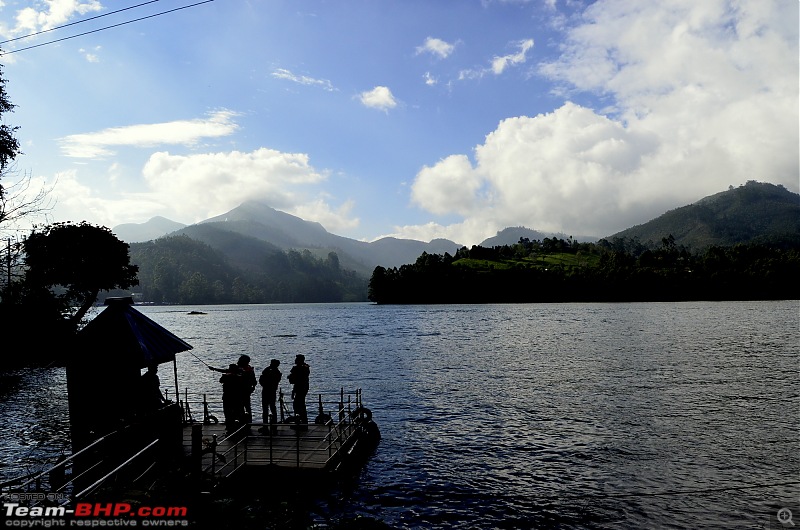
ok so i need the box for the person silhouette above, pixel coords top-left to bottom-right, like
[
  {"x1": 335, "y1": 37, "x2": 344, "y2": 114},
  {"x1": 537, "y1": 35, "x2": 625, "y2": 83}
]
[
  {"x1": 140, "y1": 364, "x2": 166, "y2": 410},
  {"x1": 258, "y1": 359, "x2": 281, "y2": 433},
  {"x1": 216, "y1": 364, "x2": 245, "y2": 430},
  {"x1": 288, "y1": 354, "x2": 310, "y2": 427},
  {"x1": 237, "y1": 355, "x2": 257, "y2": 422},
  {"x1": 210, "y1": 355, "x2": 257, "y2": 428}
]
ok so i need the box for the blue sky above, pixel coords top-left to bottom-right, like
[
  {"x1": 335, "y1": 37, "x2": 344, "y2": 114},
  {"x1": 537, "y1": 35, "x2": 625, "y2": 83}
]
[{"x1": 0, "y1": 0, "x2": 797, "y2": 246}]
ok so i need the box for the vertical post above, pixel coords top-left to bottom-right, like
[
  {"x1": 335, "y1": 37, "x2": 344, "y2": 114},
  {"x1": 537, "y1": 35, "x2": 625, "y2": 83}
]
[
  {"x1": 172, "y1": 357, "x2": 180, "y2": 406},
  {"x1": 211, "y1": 434, "x2": 218, "y2": 476},
  {"x1": 183, "y1": 388, "x2": 191, "y2": 423},
  {"x1": 49, "y1": 456, "x2": 66, "y2": 491},
  {"x1": 328, "y1": 419, "x2": 333, "y2": 458},
  {"x1": 347, "y1": 396, "x2": 352, "y2": 438},
  {"x1": 296, "y1": 423, "x2": 301, "y2": 468},
  {"x1": 339, "y1": 388, "x2": 345, "y2": 423},
  {"x1": 269, "y1": 425, "x2": 273, "y2": 465},
  {"x1": 191, "y1": 424, "x2": 202, "y2": 479}
]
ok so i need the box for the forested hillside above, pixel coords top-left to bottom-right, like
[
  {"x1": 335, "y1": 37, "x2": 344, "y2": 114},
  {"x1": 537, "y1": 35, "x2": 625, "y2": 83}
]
[
  {"x1": 609, "y1": 181, "x2": 800, "y2": 249},
  {"x1": 369, "y1": 236, "x2": 800, "y2": 304},
  {"x1": 130, "y1": 235, "x2": 367, "y2": 304}
]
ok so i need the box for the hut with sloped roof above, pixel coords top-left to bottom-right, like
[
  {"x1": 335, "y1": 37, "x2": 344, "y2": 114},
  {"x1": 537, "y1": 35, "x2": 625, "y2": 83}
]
[{"x1": 67, "y1": 297, "x2": 192, "y2": 451}]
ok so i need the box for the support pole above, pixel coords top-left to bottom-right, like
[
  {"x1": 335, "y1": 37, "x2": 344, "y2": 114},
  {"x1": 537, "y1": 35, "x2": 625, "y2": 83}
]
[
  {"x1": 191, "y1": 424, "x2": 202, "y2": 479},
  {"x1": 172, "y1": 357, "x2": 180, "y2": 405}
]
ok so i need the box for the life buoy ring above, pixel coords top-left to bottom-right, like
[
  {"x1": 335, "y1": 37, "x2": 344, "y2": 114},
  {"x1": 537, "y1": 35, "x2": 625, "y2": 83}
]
[{"x1": 350, "y1": 407, "x2": 373, "y2": 423}]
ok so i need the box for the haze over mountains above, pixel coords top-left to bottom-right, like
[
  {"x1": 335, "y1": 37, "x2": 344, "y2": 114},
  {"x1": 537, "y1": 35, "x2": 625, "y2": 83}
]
[{"x1": 114, "y1": 181, "x2": 799, "y2": 274}]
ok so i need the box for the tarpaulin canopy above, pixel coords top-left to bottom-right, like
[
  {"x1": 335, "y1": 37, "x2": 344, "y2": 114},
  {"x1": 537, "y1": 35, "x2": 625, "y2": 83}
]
[{"x1": 77, "y1": 297, "x2": 193, "y2": 368}]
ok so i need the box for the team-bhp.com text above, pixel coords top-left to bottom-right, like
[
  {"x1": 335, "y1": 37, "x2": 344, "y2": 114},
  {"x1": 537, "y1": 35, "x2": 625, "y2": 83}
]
[{"x1": 4, "y1": 503, "x2": 189, "y2": 527}]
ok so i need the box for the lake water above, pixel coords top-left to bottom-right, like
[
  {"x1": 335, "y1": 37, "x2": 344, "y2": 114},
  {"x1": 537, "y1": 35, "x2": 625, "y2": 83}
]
[{"x1": 1, "y1": 301, "x2": 798, "y2": 528}]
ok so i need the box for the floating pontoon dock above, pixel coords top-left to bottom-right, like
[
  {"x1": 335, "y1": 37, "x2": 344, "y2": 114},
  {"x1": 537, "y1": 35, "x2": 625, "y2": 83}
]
[{"x1": 181, "y1": 389, "x2": 379, "y2": 487}]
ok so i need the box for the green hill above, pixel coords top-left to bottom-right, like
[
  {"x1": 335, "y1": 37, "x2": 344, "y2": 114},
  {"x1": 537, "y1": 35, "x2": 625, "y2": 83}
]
[
  {"x1": 607, "y1": 181, "x2": 800, "y2": 249},
  {"x1": 129, "y1": 234, "x2": 368, "y2": 304}
]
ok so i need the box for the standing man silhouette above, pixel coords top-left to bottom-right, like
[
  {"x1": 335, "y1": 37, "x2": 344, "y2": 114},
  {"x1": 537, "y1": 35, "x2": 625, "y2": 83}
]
[
  {"x1": 237, "y1": 355, "x2": 257, "y2": 422},
  {"x1": 288, "y1": 354, "x2": 310, "y2": 427},
  {"x1": 259, "y1": 359, "x2": 281, "y2": 432}
]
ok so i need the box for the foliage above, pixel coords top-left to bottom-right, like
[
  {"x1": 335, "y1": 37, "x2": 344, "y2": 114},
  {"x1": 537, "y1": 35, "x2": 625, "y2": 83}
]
[
  {"x1": 368, "y1": 236, "x2": 800, "y2": 304},
  {"x1": 0, "y1": 68, "x2": 21, "y2": 170},
  {"x1": 20, "y1": 222, "x2": 139, "y2": 326},
  {"x1": 0, "y1": 222, "x2": 139, "y2": 366},
  {"x1": 129, "y1": 235, "x2": 368, "y2": 304}
]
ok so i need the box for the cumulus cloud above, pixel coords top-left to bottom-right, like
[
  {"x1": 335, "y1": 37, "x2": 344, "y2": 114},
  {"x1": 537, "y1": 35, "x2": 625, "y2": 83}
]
[
  {"x1": 141, "y1": 148, "x2": 327, "y2": 220},
  {"x1": 358, "y1": 86, "x2": 397, "y2": 112},
  {"x1": 400, "y1": 0, "x2": 798, "y2": 245},
  {"x1": 272, "y1": 68, "x2": 336, "y2": 91},
  {"x1": 1, "y1": 0, "x2": 101, "y2": 37},
  {"x1": 412, "y1": 155, "x2": 486, "y2": 216},
  {"x1": 538, "y1": 0, "x2": 798, "y2": 201},
  {"x1": 290, "y1": 199, "x2": 360, "y2": 233},
  {"x1": 58, "y1": 110, "x2": 240, "y2": 158},
  {"x1": 35, "y1": 147, "x2": 359, "y2": 234},
  {"x1": 416, "y1": 37, "x2": 456, "y2": 59},
  {"x1": 410, "y1": 103, "x2": 658, "y2": 240}
]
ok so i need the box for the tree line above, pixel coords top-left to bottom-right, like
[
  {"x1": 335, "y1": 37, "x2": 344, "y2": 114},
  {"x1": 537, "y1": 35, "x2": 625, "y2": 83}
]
[
  {"x1": 130, "y1": 235, "x2": 367, "y2": 304},
  {"x1": 368, "y1": 236, "x2": 800, "y2": 304}
]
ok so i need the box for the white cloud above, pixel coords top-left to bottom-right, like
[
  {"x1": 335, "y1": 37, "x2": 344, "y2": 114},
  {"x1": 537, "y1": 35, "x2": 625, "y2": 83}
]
[
  {"x1": 58, "y1": 110, "x2": 240, "y2": 158},
  {"x1": 423, "y1": 72, "x2": 437, "y2": 86},
  {"x1": 358, "y1": 86, "x2": 397, "y2": 112},
  {"x1": 4, "y1": 0, "x2": 101, "y2": 37},
  {"x1": 79, "y1": 46, "x2": 101, "y2": 63},
  {"x1": 491, "y1": 38, "x2": 534, "y2": 74},
  {"x1": 412, "y1": 155, "x2": 485, "y2": 216},
  {"x1": 36, "y1": 148, "x2": 358, "y2": 233},
  {"x1": 410, "y1": 103, "x2": 658, "y2": 241},
  {"x1": 290, "y1": 199, "x2": 359, "y2": 233},
  {"x1": 272, "y1": 68, "x2": 336, "y2": 91},
  {"x1": 416, "y1": 37, "x2": 456, "y2": 59},
  {"x1": 24, "y1": 169, "x2": 156, "y2": 232},
  {"x1": 376, "y1": 218, "x2": 500, "y2": 247},
  {"x1": 402, "y1": 0, "x2": 798, "y2": 246},
  {"x1": 141, "y1": 148, "x2": 328, "y2": 221},
  {"x1": 459, "y1": 38, "x2": 534, "y2": 80}
]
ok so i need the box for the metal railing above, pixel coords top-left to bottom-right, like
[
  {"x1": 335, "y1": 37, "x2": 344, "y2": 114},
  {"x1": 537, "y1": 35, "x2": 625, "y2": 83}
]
[
  {"x1": 0, "y1": 429, "x2": 163, "y2": 507},
  {"x1": 197, "y1": 388, "x2": 369, "y2": 482},
  {"x1": 72, "y1": 439, "x2": 160, "y2": 500}
]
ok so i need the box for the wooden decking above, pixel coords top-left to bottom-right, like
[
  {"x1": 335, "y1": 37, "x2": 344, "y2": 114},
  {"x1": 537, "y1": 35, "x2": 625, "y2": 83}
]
[{"x1": 181, "y1": 421, "x2": 357, "y2": 482}]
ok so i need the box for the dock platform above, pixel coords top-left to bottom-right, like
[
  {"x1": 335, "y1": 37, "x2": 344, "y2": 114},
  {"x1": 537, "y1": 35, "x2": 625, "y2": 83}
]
[
  {"x1": 0, "y1": 391, "x2": 379, "y2": 503},
  {"x1": 182, "y1": 421, "x2": 358, "y2": 479}
]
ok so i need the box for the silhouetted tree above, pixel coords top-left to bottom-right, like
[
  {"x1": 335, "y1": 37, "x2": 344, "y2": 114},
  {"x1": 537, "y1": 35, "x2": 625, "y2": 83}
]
[{"x1": 21, "y1": 222, "x2": 139, "y2": 328}]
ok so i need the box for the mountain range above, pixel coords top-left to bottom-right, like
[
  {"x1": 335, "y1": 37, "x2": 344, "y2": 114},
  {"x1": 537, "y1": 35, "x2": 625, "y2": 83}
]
[{"x1": 114, "y1": 181, "x2": 799, "y2": 275}]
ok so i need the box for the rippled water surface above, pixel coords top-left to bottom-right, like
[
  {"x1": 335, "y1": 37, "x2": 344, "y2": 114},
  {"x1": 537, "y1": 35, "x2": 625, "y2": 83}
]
[{"x1": 1, "y1": 301, "x2": 798, "y2": 528}]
